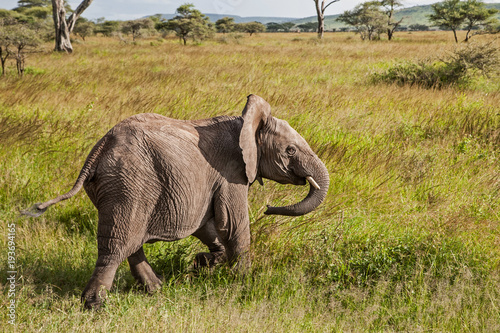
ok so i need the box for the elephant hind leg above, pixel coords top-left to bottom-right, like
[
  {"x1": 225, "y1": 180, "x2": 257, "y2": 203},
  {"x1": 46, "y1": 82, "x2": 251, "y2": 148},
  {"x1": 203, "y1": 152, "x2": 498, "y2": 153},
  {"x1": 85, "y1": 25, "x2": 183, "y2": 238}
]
[
  {"x1": 81, "y1": 253, "x2": 122, "y2": 310},
  {"x1": 127, "y1": 246, "x2": 163, "y2": 293},
  {"x1": 193, "y1": 219, "x2": 227, "y2": 269}
]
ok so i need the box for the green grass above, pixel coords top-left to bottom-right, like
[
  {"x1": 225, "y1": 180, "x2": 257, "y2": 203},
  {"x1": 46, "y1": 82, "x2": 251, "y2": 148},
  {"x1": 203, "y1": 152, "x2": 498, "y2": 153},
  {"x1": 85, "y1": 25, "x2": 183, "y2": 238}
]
[{"x1": 1, "y1": 32, "x2": 499, "y2": 331}]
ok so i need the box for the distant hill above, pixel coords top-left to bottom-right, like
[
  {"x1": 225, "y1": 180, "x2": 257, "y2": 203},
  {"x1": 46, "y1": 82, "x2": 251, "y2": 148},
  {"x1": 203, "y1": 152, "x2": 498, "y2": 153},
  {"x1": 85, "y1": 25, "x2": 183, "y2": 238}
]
[
  {"x1": 152, "y1": 3, "x2": 500, "y2": 30},
  {"x1": 290, "y1": 3, "x2": 500, "y2": 30},
  {"x1": 153, "y1": 13, "x2": 297, "y2": 24}
]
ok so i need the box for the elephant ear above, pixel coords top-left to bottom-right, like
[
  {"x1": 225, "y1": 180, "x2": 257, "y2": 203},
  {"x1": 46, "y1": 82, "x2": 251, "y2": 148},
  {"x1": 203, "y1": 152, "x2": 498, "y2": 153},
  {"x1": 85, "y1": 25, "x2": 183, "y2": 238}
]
[{"x1": 239, "y1": 94, "x2": 272, "y2": 184}]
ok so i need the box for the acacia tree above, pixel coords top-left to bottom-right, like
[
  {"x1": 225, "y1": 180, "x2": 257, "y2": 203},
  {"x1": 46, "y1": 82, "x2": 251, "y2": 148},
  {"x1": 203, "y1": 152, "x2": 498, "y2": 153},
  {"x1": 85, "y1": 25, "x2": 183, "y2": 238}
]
[
  {"x1": 236, "y1": 22, "x2": 266, "y2": 36},
  {"x1": 0, "y1": 21, "x2": 40, "y2": 76},
  {"x1": 156, "y1": 4, "x2": 214, "y2": 45},
  {"x1": 428, "y1": 0, "x2": 465, "y2": 43},
  {"x1": 0, "y1": 20, "x2": 13, "y2": 75},
  {"x1": 94, "y1": 19, "x2": 121, "y2": 37},
  {"x1": 12, "y1": 24, "x2": 40, "y2": 75},
  {"x1": 297, "y1": 22, "x2": 317, "y2": 32},
  {"x1": 380, "y1": 0, "x2": 403, "y2": 40},
  {"x1": 215, "y1": 17, "x2": 235, "y2": 33},
  {"x1": 461, "y1": 0, "x2": 499, "y2": 41},
  {"x1": 121, "y1": 18, "x2": 154, "y2": 41},
  {"x1": 337, "y1": 2, "x2": 387, "y2": 40},
  {"x1": 16, "y1": 0, "x2": 51, "y2": 8},
  {"x1": 266, "y1": 22, "x2": 285, "y2": 32},
  {"x1": 313, "y1": 0, "x2": 341, "y2": 39},
  {"x1": 73, "y1": 17, "x2": 94, "y2": 41},
  {"x1": 51, "y1": 0, "x2": 93, "y2": 53},
  {"x1": 282, "y1": 22, "x2": 296, "y2": 32}
]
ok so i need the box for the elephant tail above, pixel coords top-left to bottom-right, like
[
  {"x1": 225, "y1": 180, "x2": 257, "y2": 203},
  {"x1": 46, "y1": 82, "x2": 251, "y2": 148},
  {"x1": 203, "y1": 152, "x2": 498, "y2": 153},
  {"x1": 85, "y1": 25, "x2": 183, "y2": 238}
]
[{"x1": 21, "y1": 136, "x2": 108, "y2": 217}]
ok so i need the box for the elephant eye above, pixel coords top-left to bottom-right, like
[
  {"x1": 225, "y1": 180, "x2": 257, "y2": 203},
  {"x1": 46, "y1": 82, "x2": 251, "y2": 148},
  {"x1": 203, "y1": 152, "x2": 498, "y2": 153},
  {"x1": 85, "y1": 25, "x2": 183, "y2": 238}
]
[{"x1": 286, "y1": 146, "x2": 296, "y2": 156}]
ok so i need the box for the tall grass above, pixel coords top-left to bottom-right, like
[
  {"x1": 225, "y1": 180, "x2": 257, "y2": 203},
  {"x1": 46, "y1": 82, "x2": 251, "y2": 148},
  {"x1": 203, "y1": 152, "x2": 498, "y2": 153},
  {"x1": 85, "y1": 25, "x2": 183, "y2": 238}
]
[{"x1": 1, "y1": 32, "x2": 499, "y2": 331}]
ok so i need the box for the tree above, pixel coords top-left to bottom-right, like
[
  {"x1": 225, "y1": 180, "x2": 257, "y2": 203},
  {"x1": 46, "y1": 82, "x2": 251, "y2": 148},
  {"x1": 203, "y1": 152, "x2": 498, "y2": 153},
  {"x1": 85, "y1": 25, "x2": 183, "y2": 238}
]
[
  {"x1": 215, "y1": 17, "x2": 235, "y2": 33},
  {"x1": 0, "y1": 19, "x2": 15, "y2": 75},
  {"x1": 16, "y1": 0, "x2": 51, "y2": 9},
  {"x1": 15, "y1": 0, "x2": 71, "y2": 12},
  {"x1": 236, "y1": 22, "x2": 266, "y2": 36},
  {"x1": 337, "y1": 2, "x2": 387, "y2": 40},
  {"x1": 51, "y1": 0, "x2": 93, "y2": 53},
  {"x1": 461, "y1": 0, "x2": 499, "y2": 41},
  {"x1": 409, "y1": 24, "x2": 430, "y2": 31},
  {"x1": 266, "y1": 22, "x2": 295, "y2": 32},
  {"x1": 94, "y1": 19, "x2": 120, "y2": 37},
  {"x1": 297, "y1": 22, "x2": 317, "y2": 32},
  {"x1": 22, "y1": 6, "x2": 52, "y2": 20},
  {"x1": 155, "y1": 4, "x2": 214, "y2": 45},
  {"x1": 282, "y1": 22, "x2": 296, "y2": 32},
  {"x1": 73, "y1": 17, "x2": 94, "y2": 41},
  {"x1": 380, "y1": 0, "x2": 403, "y2": 40},
  {"x1": 266, "y1": 22, "x2": 284, "y2": 32},
  {"x1": 313, "y1": 0, "x2": 341, "y2": 39},
  {"x1": 8, "y1": 3, "x2": 53, "y2": 40},
  {"x1": 0, "y1": 21, "x2": 40, "y2": 76},
  {"x1": 12, "y1": 25, "x2": 40, "y2": 76},
  {"x1": 121, "y1": 18, "x2": 154, "y2": 41},
  {"x1": 428, "y1": 0, "x2": 465, "y2": 43}
]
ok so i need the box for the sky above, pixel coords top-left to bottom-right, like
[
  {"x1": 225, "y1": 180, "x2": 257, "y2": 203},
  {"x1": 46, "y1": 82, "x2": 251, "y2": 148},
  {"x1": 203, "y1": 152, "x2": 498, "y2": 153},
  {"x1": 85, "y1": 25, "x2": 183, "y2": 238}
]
[{"x1": 1, "y1": 0, "x2": 500, "y2": 21}]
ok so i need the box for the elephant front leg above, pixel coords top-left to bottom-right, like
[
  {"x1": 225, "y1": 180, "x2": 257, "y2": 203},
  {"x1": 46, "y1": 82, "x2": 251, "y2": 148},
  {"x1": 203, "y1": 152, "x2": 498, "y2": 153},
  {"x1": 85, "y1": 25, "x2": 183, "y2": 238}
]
[
  {"x1": 214, "y1": 185, "x2": 251, "y2": 271},
  {"x1": 127, "y1": 246, "x2": 163, "y2": 293}
]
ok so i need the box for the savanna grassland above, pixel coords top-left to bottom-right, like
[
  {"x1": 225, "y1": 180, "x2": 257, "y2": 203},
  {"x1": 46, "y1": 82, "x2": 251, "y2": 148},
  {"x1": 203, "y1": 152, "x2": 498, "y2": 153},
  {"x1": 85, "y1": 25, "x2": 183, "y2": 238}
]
[{"x1": 1, "y1": 31, "x2": 500, "y2": 332}]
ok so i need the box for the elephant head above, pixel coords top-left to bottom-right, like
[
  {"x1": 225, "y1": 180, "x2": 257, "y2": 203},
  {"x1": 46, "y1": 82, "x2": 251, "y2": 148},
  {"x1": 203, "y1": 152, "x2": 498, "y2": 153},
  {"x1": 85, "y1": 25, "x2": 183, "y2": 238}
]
[{"x1": 239, "y1": 95, "x2": 330, "y2": 216}]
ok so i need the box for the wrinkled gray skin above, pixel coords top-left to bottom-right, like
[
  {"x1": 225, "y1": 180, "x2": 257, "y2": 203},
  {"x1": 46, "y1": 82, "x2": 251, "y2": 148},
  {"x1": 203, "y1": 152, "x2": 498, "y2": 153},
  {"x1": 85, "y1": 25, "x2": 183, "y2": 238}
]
[{"x1": 24, "y1": 95, "x2": 329, "y2": 310}]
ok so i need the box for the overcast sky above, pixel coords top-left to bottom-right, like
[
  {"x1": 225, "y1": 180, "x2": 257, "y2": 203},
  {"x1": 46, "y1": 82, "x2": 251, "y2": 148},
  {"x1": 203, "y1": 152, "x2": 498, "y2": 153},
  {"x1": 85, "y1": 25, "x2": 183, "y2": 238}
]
[{"x1": 1, "y1": 0, "x2": 500, "y2": 21}]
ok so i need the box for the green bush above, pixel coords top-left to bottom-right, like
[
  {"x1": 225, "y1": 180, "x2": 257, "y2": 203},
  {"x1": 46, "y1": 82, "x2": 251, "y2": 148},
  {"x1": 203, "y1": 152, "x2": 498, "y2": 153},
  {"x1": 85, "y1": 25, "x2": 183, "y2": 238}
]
[{"x1": 372, "y1": 42, "x2": 499, "y2": 88}]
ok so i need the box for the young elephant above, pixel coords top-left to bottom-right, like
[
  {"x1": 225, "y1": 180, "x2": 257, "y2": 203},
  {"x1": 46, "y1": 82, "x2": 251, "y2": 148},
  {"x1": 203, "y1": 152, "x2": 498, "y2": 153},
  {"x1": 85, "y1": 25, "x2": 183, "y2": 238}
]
[{"x1": 24, "y1": 95, "x2": 329, "y2": 309}]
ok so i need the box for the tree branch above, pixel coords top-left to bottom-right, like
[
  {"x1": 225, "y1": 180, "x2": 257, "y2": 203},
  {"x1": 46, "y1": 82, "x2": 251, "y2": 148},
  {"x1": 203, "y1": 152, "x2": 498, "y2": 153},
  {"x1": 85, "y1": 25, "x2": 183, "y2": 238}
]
[
  {"x1": 389, "y1": 17, "x2": 404, "y2": 27},
  {"x1": 323, "y1": 0, "x2": 341, "y2": 13},
  {"x1": 67, "y1": 0, "x2": 94, "y2": 32}
]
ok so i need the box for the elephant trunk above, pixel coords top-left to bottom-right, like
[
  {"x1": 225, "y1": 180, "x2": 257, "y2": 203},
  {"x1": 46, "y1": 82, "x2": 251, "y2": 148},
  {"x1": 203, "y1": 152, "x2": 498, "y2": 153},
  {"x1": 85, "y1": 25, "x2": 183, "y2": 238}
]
[{"x1": 265, "y1": 157, "x2": 329, "y2": 216}]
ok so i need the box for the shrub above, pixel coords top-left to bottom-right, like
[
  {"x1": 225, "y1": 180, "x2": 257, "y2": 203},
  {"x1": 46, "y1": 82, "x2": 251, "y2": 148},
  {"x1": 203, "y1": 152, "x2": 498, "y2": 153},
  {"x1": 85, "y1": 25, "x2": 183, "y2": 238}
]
[{"x1": 372, "y1": 41, "x2": 499, "y2": 88}]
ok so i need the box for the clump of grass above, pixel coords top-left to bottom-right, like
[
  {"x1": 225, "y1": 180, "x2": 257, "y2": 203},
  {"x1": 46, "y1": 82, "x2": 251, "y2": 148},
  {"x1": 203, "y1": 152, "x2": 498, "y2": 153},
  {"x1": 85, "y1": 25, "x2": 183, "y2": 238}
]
[
  {"x1": 372, "y1": 41, "x2": 500, "y2": 88},
  {"x1": 216, "y1": 33, "x2": 244, "y2": 44}
]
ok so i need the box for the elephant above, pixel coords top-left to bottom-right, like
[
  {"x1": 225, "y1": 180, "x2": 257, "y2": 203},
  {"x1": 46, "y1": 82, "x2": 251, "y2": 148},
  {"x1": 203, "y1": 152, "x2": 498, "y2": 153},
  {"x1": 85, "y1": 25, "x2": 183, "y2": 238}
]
[{"x1": 23, "y1": 94, "x2": 330, "y2": 309}]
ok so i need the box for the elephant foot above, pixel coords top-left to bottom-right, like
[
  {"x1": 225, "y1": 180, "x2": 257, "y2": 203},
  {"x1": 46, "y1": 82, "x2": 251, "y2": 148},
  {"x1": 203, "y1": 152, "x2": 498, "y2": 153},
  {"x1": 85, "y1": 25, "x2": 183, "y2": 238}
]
[
  {"x1": 132, "y1": 268, "x2": 163, "y2": 294},
  {"x1": 143, "y1": 273, "x2": 163, "y2": 294},
  {"x1": 194, "y1": 251, "x2": 226, "y2": 269},
  {"x1": 130, "y1": 260, "x2": 163, "y2": 294},
  {"x1": 81, "y1": 257, "x2": 120, "y2": 310},
  {"x1": 81, "y1": 282, "x2": 108, "y2": 310},
  {"x1": 128, "y1": 247, "x2": 163, "y2": 294}
]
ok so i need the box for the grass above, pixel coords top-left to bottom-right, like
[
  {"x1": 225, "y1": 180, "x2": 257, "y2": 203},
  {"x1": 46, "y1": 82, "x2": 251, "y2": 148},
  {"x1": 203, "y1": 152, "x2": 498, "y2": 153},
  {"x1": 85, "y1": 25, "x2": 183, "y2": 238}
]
[{"x1": 0, "y1": 31, "x2": 499, "y2": 331}]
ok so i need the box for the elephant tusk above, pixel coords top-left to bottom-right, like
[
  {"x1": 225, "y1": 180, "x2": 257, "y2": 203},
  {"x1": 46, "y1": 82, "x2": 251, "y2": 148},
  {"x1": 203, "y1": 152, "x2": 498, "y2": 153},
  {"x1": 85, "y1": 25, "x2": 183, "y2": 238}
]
[{"x1": 306, "y1": 176, "x2": 320, "y2": 190}]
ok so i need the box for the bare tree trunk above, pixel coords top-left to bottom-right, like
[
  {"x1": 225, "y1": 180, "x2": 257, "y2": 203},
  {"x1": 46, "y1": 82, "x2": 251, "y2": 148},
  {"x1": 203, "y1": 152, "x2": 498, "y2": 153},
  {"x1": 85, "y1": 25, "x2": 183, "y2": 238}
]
[
  {"x1": 15, "y1": 46, "x2": 25, "y2": 77},
  {"x1": 51, "y1": 0, "x2": 94, "y2": 53},
  {"x1": 314, "y1": 0, "x2": 340, "y2": 39},
  {"x1": 52, "y1": 0, "x2": 72, "y2": 53},
  {"x1": 387, "y1": 5, "x2": 393, "y2": 41},
  {"x1": 452, "y1": 29, "x2": 458, "y2": 43},
  {"x1": 314, "y1": 1, "x2": 324, "y2": 39}
]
